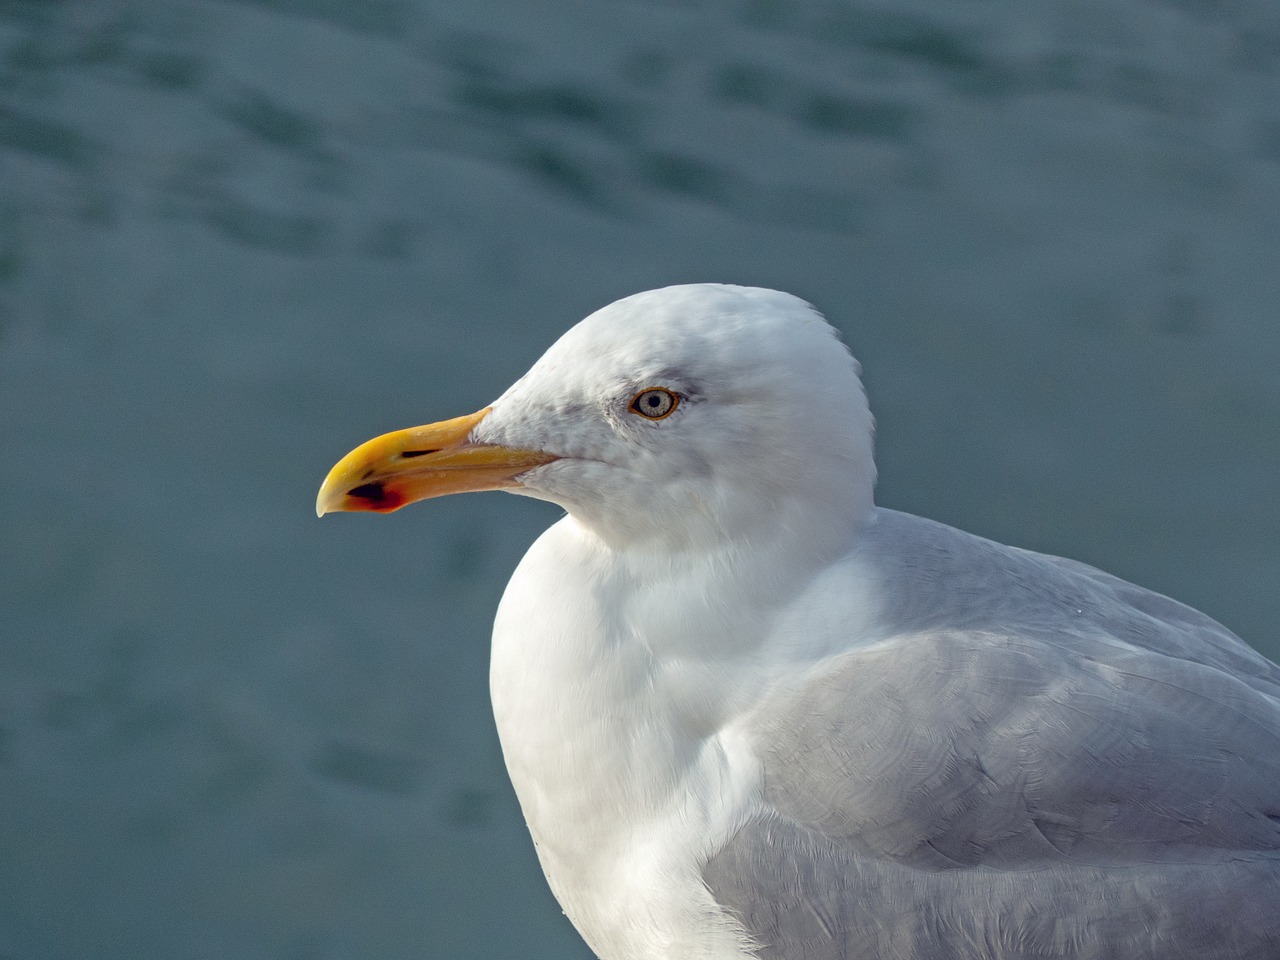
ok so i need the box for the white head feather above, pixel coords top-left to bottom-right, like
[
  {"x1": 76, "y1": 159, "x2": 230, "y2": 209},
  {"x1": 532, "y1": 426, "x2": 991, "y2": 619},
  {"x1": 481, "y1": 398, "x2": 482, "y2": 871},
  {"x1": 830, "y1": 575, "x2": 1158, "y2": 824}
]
[{"x1": 473, "y1": 284, "x2": 876, "y2": 560}]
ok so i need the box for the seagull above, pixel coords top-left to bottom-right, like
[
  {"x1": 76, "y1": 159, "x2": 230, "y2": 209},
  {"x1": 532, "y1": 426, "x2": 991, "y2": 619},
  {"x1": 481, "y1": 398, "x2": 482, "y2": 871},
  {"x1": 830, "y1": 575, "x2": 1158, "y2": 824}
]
[{"x1": 317, "y1": 284, "x2": 1280, "y2": 960}]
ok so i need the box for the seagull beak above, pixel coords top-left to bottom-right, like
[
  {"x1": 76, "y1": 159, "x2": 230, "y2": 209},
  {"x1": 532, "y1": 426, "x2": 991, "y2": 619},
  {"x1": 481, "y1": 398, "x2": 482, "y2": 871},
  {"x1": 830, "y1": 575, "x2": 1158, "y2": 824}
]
[{"x1": 316, "y1": 407, "x2": 558, "y2": 517}]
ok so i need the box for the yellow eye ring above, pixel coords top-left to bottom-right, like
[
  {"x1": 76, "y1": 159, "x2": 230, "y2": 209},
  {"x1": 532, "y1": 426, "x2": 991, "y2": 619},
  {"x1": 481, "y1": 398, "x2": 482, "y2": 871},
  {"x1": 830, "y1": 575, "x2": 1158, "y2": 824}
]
[{"x1": 629, "y1": 387, "x2": 679, "y2": 420}]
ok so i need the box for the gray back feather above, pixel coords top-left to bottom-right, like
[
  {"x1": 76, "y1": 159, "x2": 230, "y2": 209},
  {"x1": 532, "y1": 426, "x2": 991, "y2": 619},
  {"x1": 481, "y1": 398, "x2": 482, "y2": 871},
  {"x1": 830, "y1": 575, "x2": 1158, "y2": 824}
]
[{"x1": 703, "y1": 511, "x2": 1280, "y2": 959}]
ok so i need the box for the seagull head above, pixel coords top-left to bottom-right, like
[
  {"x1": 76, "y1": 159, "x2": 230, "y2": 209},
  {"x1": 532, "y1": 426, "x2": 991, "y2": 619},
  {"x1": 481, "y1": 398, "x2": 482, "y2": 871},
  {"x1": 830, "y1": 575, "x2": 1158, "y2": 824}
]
[{"x1": 317, "y1": 284, "x2": 875, "y2": 555}]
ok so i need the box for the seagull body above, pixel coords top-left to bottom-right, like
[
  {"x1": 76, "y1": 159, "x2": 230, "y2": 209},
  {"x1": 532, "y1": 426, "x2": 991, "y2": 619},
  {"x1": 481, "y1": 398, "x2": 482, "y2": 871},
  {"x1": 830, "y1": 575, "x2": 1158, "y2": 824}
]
[{"x1": 318, "y1": 285, "x2": 1280, "y2": 960}]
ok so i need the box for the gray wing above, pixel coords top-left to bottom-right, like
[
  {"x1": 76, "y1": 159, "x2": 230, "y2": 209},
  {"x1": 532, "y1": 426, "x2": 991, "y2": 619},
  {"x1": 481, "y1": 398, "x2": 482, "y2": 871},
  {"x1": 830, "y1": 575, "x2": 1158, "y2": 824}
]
[{"x1": 704, "y1": 513, "x2": 1280, "y2": 959}]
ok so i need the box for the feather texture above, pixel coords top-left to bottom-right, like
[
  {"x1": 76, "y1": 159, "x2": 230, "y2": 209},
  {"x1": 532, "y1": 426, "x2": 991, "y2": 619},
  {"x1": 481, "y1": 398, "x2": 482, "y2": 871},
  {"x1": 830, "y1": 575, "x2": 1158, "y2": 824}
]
[{"x1": 703, "y1": 510, "x2": 1280, "y2": 959}]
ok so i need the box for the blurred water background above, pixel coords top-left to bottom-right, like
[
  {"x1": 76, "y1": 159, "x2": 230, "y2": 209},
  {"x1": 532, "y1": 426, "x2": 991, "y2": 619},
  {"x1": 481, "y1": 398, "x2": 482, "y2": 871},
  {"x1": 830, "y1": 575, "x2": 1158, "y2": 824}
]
[{"x1": 2, "y1": 1, "x2": 1279, "y2": 957}]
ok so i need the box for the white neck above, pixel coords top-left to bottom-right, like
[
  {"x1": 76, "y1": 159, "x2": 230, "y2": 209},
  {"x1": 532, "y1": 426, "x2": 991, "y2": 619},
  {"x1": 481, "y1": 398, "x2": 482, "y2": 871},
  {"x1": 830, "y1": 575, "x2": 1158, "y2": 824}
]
[{"x1": 486, "y1": 509, "x2": 877, "y2": 959}]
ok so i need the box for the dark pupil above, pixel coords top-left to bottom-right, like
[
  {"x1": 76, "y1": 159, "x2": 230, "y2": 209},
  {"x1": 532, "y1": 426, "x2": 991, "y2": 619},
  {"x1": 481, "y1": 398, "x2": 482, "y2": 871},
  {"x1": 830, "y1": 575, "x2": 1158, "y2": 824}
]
[{"x1": 646, "y1": 395, "x2": 661, "y2": 408}]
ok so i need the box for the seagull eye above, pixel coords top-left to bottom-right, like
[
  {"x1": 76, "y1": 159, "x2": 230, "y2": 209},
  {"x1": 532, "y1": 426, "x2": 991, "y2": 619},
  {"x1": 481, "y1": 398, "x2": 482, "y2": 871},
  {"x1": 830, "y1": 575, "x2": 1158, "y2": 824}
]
[{"x1": 629, "y1": 387, "x2": 679, "y2": 420}]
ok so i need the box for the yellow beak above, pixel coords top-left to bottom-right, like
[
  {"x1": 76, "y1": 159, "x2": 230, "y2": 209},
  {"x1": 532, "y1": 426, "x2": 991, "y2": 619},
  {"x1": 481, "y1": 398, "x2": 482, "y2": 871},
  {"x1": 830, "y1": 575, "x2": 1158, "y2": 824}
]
[{"x1": 315, "y1": 407, "x2": 558, "y2": 516}]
